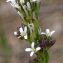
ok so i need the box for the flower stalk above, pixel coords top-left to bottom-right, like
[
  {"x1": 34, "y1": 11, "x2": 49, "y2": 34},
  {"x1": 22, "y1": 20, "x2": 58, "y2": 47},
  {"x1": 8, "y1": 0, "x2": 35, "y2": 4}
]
[{"x1": 6, "y1": 0, "x2": 56, "y2": 63}]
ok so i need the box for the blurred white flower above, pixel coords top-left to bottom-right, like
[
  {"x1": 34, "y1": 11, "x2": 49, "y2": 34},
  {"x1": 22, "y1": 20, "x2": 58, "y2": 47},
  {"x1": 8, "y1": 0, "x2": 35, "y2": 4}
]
[
  {"x1": 30, "y1": 0, "x2": 36, "y2": 2},
  {"x1": 6, "y1": 0, "x2": 20, "y2": 9},
  {"x1": 27, "y1": 2, "x2": 31, "y2": 11},
  {"x1": 17, "y1": 11, "x2": 24, "y2": 21},
  {"x1": 6, "y1": 0, "x2": 15, "y2": 2},
  {"x1": 19, "y1": 26, "x2": 27, "y2": 39},
  {"x1": 14, "y1": 32, "x2": 18, "y2": 35},
  {"x1": 30, "y1": 0, "x2": 41, "y2": 3},
  {"x1": 14, "y1": 31, "x2": 22, "y2": 38},
  {"x1": 25, "y1": 42, "x2": 41, "y2": 57},
  {"x1": 14, "y1": 26, "x2": 27, "y2": 39},
  {"x1": 20, "y1": 0, "x2": 25, "y2": 4},
  {"x1": 41, "y1": 29, "x2": 55, "y2": 37}
]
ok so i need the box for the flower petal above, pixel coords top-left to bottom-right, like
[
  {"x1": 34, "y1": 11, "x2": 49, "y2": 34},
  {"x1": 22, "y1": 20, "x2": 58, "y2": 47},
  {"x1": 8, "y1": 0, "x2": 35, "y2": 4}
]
[
  {"x1": 14, "y1": 32, "x2": 17, "y2": 35},
  {"x1": 50, "y1": 31, "x2": 55, "y2": 36},
  {"x1": 27, "y1": 2, "x2": 31, "y2": 11},
  {"x1": 41, "y1": 32, "x2": 46, "y2": 34},
  {"x1": 17, "y1": 11, "x2": 24, "y2": 21},
  {"x1": 30, "y1": 52, "x2": 34, "y2": 57},
  {"x1": 24, "y1": 27, "x2": 27, "y2": 33},
  {"x1": 24, "y1": 35, "x2": 27, "y2": 39},
  {"x1": 31, "y1": 42, "x2": 34, "y2": 48},
  {"x1": 13, "y1": 4, "x2": 20, "y2": 9},
  {"x1": 25, "y1": 48, "x2": 32, "y2": 52},
  {"x1": 30, "y1": 0, "x2": 36, "y2": 2},
  {"x1": 46, "y1": 29, "x2": 50, "y2": 33},
  {"x1": 17, "y1": 36, "x2": 21, "y2": 38},
  {"x1": 36, "y1": 47, "x2": 41, "y2": 51},
  {"x1": 6, "y1": 0, "x2": 14, "y2": 2},
  {"x1": 19, "y1": 27, "x2": 23, "y2": 33},
  {"x1": 20, "y1": 0, "x2": 25, "y2": 4}
]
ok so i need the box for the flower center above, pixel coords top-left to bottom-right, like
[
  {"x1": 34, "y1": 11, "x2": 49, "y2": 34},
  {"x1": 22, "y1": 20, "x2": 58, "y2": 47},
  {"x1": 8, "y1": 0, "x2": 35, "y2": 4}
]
[
  {"x1": 21, "y1": 32, "x2": 26, "y2": 36},
  {"x1": 47, "y1": 32, "x2": 50, "y2": 36},
  {"x1": 32, "y1": 48, "x2": 36, "y2": 52}
]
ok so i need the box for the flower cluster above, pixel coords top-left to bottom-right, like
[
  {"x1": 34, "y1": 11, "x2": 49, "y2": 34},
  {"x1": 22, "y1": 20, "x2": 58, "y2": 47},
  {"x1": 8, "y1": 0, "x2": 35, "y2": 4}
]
[
  {"x1": 25, "y1": 29, "x2": 56, "y2": 56},
  {"x1": 6, "y1": 0, "x2": 41, "y2": 25},
  {"x1": 6, "y1": 0, "x2": 56, "y2": 63}
]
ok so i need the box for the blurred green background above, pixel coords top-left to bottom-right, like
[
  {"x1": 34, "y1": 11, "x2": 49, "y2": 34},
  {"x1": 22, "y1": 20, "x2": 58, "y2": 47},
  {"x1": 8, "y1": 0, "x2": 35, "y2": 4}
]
[{"x1": 0, "y1": 0, "x2": 63, "y2": 63}]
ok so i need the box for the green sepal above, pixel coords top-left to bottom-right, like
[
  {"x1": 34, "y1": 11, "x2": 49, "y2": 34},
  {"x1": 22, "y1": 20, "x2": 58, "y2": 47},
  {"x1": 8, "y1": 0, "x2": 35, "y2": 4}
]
[
  {"x1": 34, "y1": 4, "x2": 40, "y2": 13},
  {"x1": 34, "y1": 28, "x2": 39, "y2": 43}
]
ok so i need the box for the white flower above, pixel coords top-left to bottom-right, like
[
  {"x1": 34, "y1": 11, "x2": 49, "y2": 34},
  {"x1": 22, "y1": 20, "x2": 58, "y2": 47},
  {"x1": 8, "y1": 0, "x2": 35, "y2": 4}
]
[
  {"x1": 41, "y1": 29, "x2": 55, "y2": 37},
  {"x1": 19, "y1": 26, "x2": 27, "y2": 39},
  {"x1": 6, "y1": 0, "x2": 14, "y2": 2},
  {"x1": 25, "y1": 42, "x2": 41, "y2": 57},
  {"x1": 27, "y1": 2, "x2": 31, "y2": 11},
  {"x1": 20, "y1": 0, "x2": 25, "y2": 4},
  {"x1": 30, "y1": 0, "x2": 36, "y2": 2},
  {"x1": 6, "y1": 0, "x2": 20, "y2": 9},
  {"x1": 14, "y1": 26, "x2": 27, "y2": 39}
]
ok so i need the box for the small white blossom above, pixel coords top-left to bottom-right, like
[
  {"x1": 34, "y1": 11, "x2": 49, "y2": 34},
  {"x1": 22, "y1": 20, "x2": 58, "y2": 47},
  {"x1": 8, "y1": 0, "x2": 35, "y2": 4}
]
[
  {"x1": 27, "y1": 2, "x2": 31, "y2": 11},
  {"x1": 6, "y1": 0, "x2": 15, "y2": 2},
  {"x1": 25, "y1": 42, "x2": 41, "y2": 57},
  {"x1": 14, "y1": 26, "x2": 27, "y2": 39},
  {"x1": 30, "y1": 0, "x2": 36, "y2": 2},
  {"x1": 20, "y1": 0, "x2": 25, "y2": 4},
  {"x1": 6, "y1": 0, "x2": 20, "y2": 9},
  {"x1": 14, "y1": 32, "x2": 18, "y2": 35},
  {"x1": 41, "y1": 29, "x2": 55, "y2": 37},
  {"x1": 19, "y1": 26, "x2": 27, "y2": 39},
  {"x1": 14, "y1": 31, "x2": 22, "y2": 38}
]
